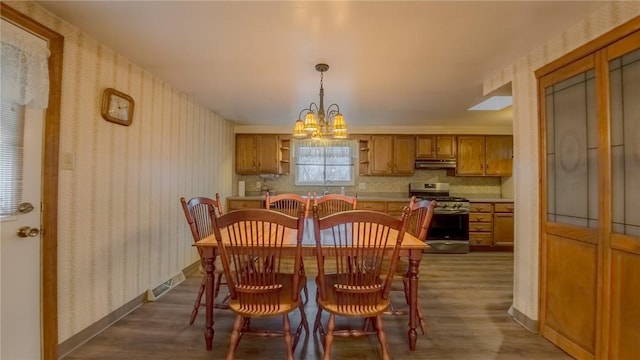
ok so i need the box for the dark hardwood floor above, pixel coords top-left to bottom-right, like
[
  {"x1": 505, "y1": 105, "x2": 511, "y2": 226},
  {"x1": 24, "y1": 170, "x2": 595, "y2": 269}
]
[{"x1": 62, "y1": 252, "x2": 571, "y2": 359}]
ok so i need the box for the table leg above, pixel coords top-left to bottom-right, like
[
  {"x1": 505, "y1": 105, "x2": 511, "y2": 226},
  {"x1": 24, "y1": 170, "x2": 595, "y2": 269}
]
[
  {"x1": 204, "y1": 253, "x2": 215, "y2": 350},
  {"x1": 407, "y1": 255, "x2": 420, "y2": 351}
]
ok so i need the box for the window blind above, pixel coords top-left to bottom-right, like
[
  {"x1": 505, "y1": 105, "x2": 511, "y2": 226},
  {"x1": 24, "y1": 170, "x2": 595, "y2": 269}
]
[{"x1": 0, "y1": 97, "x2": 25, "y2": 216}]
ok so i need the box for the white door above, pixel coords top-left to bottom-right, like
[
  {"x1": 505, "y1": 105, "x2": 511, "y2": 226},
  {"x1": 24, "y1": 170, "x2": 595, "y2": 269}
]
[{"x1": 0, "y1": 19, "x2": 46, "y2": 360}]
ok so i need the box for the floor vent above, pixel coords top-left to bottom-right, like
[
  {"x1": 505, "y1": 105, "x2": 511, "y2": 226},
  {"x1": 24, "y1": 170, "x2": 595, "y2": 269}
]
[{"x1": 147, "y1": 272, "x2": 185, "y2": 301}]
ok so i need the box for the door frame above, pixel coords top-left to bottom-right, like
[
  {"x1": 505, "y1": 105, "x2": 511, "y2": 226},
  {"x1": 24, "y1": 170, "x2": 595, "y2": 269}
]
[{"x1": 1, "y1": 4, "x2": 63, "y2": 360}]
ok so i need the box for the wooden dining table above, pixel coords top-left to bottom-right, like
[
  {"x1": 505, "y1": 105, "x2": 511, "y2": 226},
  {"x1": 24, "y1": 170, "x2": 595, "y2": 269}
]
[{"x1": 194, "y1": 218, "x2": 428, "y2": 351}]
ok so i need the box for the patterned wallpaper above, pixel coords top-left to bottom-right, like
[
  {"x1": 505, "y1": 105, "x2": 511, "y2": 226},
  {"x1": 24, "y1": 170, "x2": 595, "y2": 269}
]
[
  {"x1": 484, "y1": 2, "x2": 640, "y2": 321},
  {"x1": 6, "y1": 2, "x2": 235, "y2": 342}
]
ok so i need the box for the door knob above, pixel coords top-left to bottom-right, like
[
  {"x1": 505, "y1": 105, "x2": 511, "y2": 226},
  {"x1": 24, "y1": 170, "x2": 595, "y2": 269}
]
[
  {"x1": 18, "y1": 202, "x2": 35, "y2": 214},
  {"x1": 17, "y1": 226, "x2": 40, "y2": 238}
]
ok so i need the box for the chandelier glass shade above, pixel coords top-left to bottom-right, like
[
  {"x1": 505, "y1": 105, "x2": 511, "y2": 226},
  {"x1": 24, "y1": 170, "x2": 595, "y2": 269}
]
[{"x1": 293, "y1": 63, "x2": 347, "y2": 139}]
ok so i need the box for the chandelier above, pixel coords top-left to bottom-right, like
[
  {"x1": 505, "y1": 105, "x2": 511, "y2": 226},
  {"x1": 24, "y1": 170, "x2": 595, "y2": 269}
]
[{"x1": 293, "y1": 63, "x2": 347, "y2": 139}]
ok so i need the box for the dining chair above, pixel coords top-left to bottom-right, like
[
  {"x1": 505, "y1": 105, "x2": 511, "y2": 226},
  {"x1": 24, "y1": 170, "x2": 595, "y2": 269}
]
[
  {"x1": 211, "y1": 208, "x2": 309, "y2": 360},
  {"x1": 313, "y1": 193, "x2": 358, "y2": 218},
  {"x1": 384, "y1": 197, "x2": 436, "y2": 335},
  {"x1": 265, "y1": 192, "x2": 311, "y2": 218},
  {"x1": 311, "y1": 206, "x2": 411, "y2": 360},
  {"x1": 265, "y1": 192, "x2": 311, "y2": 303},
  {"x1": 180, "y1": 194, "x2": 228, "y2": 325}
]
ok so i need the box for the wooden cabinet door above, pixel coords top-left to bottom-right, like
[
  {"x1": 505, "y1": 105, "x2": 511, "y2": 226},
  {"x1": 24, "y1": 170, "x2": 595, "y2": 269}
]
[
  {"x1": 485, "y1": 136, "x2": 513, "y2": 176},
  {"x1": 236, "y1": 134, "x2": 257, "y2": 174},
  {"x1": 416, "y1": 136, "x2": 435, "y2": 158},
  {"x1": 456, "y1": 136, "x2": 485, "y2": 175},
  {"x1": 416, "y1": 135, "x2": 456, "y2": 159},
  {"x1": 256, "y1": 134, "x2": 279, "y2": 174},
  {"x1": 370, "y1": 135, "x2": 394, "y2": 175},
  {"x1": 393, "y1": 135, "x2": 415, "y2": 175},
  {"x1": 436, "y1": 135, "x2": 457, "y2": 159},
  {"x1": 493, "y1": 212, "x2": 514, "y2": 246}
]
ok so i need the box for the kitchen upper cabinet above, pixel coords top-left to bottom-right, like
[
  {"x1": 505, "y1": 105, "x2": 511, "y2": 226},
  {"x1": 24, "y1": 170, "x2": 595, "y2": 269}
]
[
  {"x1": 369, "y1": 135, "x2": 415, "y2": 175},
  {"x1": 456, "y1": 135, "x2": 512, "y2": 176},
  {"x1": 485, "y1": 136, "x2": 513, "y2": 175},
  {"x1": 235, "y1": 134, "x2": 280, "y2": 175},
  {"x1": 416, "y1": 135, "x2": 456, "y2": 159}
]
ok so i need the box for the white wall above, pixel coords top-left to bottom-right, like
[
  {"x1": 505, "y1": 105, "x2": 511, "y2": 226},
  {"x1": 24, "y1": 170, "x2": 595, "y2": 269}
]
[
  {"x1": 485, "y1": 2, "x2": 640, "y2": 323},
  {"x1": 7, "y1": 1, "x2": 235, "y2": 342}
]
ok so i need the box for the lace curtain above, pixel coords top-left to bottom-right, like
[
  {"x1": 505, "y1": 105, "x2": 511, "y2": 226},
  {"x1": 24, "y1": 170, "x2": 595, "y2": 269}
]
[
  {"x1": 293, "y1": 139, "x2": 357, "y2": 185},
  {"x1": 1, "y1": 19, "x2": 50, "y2": 109}
]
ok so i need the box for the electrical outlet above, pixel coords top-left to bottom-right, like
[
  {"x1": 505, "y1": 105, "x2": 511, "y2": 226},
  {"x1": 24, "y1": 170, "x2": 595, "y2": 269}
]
[
  {"x1": 358, "y1": 182, "x2": 366, "y2": 190},
  {"x1": 256, "y1": 181, "x2": 261, "y2": 190}
]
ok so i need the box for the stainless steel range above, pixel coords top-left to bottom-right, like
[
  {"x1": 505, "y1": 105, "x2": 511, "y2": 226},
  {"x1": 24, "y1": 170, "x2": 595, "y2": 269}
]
[{"x1": 409, "y1": 182, "x2": 469, "y2": 253}]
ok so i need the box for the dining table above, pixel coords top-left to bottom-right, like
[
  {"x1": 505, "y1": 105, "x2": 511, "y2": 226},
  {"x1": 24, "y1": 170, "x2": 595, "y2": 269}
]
[{"x1": 194, "y1": 217, "x2": 428, "y2": 351}]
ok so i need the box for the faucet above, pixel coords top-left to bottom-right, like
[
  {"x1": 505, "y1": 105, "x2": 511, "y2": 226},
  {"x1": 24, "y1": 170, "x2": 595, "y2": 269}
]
[{"x1": 322, "y1": 179, "x2": 333, "y2": 195}]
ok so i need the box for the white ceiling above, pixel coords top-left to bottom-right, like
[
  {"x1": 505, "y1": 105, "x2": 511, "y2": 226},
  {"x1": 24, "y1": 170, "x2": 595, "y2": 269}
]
[{"x1": 36, "y1": 1, "x2": 610, "y2": 132}]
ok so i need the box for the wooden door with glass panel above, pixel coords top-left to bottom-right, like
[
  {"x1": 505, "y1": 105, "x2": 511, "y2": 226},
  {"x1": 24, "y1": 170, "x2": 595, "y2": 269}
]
[{"x1": 538, "y1": 23, "x2": 640, "y2": 360}]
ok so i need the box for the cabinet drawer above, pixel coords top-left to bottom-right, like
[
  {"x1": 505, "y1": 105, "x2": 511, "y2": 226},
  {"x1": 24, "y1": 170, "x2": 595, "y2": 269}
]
[
  {"x1": 357, "y1": 201, "x2": 386, "y2": 212},
  {"x1": 469, "y1": 213, "x2": 492, "y2": 222},
  {"x1": 469, "y1": 203, "x2": 492, "y2": 212},
  {"x1": 386, "y1": 201, "x2": 410, "y2": 213},
  {"x1": 469, "y1": 222, "x2": 492, "y2": 232},
  {"x1": 227, "y1": 199, "x2": 263, "y2": 210},
  {"x1": 494, "y1": 203, "x2": 514, "y2": 213},
  {"x1": 470, "y1": 232, "x2": 493, "y2": 246}
]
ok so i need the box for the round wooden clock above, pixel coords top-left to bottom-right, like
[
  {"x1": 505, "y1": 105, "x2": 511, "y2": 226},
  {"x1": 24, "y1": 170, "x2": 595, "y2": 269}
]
[{"x1": 101, "y1": 88, "x2": 134, "y2": 126}]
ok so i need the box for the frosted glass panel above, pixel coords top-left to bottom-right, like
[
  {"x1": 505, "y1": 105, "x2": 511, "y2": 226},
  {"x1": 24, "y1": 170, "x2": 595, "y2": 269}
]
[
  {"x1": 545, "y1": 70, "x2": 598, "y2": 228},
  {"x1": 610, "y1": 48, "x2": 640, "y2": 236}
]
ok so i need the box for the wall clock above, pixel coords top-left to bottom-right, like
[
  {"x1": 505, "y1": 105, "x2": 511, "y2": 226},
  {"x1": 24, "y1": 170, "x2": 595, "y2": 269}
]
[{"x1": 101, "y1": 88, "x2": 134, "y2": 126}]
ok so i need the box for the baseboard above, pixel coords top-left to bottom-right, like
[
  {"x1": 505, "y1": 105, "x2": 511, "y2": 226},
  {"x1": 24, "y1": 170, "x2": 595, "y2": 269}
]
[
  {"x1": 57, "y1": 261, "x2": 200, "y2": 359},
  {"x1": 508, "y1": 305, "x2": 539, "y2": 333},
  {"x1": 57, "y1": 292, "x2": 146, "y2": 358}
]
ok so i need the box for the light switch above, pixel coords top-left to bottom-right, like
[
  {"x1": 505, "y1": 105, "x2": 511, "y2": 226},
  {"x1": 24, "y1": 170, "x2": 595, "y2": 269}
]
[
  {"x1": 61, "y1": 152, "x2": 76, "y2": 170},
  {"x1": 359, "y1": 182, "x2": 366, "y2": 190}
]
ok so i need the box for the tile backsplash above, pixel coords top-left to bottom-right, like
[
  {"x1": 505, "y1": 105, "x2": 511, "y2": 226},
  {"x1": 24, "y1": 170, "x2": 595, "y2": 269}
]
[{"x1": 237, "y1": 169, "x2": 506, "y2": 198}]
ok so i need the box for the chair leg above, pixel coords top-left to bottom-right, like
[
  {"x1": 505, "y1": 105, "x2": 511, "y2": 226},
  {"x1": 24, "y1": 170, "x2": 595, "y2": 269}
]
[
  {"x1": 374, "y1": 315, "x2": 391, "y2": 360},
  {"x1": 295, "y1": 259, "x2": 309, "y2": 305},
  {"x1": 226, "y1": 315, "x2": 244, "y2": 360},
  {"x1": 298, "y1": 301, "x2": 309, "y2": 336},
  {"x1": 313, "y1": 307, "x2": 323, "y2": 334},
  {"x1": 402, "y1": 277, "x2": 427, "y2": 335},
  {"x1": 283, "y1": 314, "x2": 294, "y2": 360},
  {"x1": 417, "y1": 303, "x2": 427, "y2": 335},
  {"x1": 189, "y1": 275, "x2": 206, "y2": 325},
  {"x1": 322, "y1": 314, "x2": 335, "y2": 360},
  {"x1": 214, "y1": 272, "x2": 223, "y2": 299}
]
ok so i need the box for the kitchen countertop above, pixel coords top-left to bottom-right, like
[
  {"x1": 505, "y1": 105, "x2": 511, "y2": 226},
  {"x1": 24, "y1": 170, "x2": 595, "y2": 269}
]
[{"x1": 227, "y1": 193, "x2": 513, "y2": 203}]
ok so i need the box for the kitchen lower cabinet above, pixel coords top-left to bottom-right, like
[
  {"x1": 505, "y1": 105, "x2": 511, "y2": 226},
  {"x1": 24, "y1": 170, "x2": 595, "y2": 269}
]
[
  {"x1": 386, "y1": 200, "x2": 410, "y2": 217},
  {"x1": 357, "y1": 200, "x2": 387, "y2": 212},
  {"x1": 469, "y1": 203, "x2": 493, "y2": 247},
  {"x1": 227, "y1": 198, "x2": 263, "y2": 211},
  {"x1": 493, "y1": 203, "x2": 514, "y2": 245},
  {"x1": 469, "y1": 201, "x2": 514, "y2": 250},
  {"x1": 356, "y1": 199, "x2": 412, "y2": 218}
]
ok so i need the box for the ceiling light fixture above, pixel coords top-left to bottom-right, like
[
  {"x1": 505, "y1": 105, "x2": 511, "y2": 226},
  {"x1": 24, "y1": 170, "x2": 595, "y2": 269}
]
[{"x1": 293, "y1": 63, "x2": 347, "y2": 139}]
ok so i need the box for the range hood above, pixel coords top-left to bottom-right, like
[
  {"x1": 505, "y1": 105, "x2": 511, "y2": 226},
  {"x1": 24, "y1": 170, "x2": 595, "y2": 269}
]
[{"x1": 415, "y1": 159, "x2": 456, "y2": 169}]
